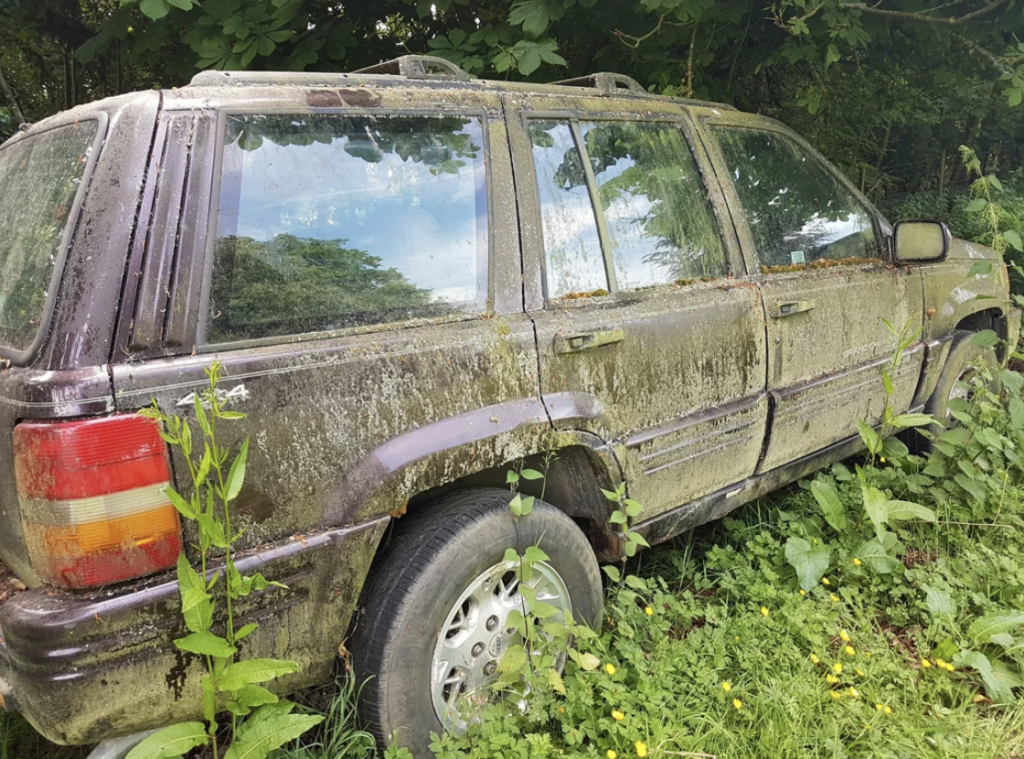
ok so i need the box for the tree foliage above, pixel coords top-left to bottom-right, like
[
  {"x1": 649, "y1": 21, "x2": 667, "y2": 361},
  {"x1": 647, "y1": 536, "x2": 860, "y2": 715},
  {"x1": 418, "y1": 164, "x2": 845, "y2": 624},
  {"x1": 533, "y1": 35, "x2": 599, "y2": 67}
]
[{"x1": 2, "y1": 0, "x2": 1024, "y2": 199}]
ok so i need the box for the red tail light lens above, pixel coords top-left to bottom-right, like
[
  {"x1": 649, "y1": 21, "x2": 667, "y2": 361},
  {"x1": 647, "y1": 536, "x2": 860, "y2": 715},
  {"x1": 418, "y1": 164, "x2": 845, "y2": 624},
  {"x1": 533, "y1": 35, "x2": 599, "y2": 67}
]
[{"x1": 14, "y1": 415, "x2": 182, "y2": 589}]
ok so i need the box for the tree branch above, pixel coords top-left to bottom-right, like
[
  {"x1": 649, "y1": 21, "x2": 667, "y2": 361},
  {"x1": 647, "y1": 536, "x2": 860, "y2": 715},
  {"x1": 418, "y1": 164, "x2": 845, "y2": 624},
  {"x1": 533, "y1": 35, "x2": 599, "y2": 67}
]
[
  {"x1": 838, "y1": 0, "x2": 1009, "y2": 24},
  {"x1": 951, "y1": 32, "x2": 1015, "y2": 75}
]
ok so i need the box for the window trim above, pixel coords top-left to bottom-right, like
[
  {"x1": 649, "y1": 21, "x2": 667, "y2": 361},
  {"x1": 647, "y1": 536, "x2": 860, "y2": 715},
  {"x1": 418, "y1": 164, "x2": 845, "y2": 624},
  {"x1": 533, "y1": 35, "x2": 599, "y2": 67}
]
[
  {"x1": 523, "y1": 111, "x2": 734, "y2": 303},
  {"x1": 702, "y1": 118, "x2": 889, "y2": 275},
  {"x1": 0, "y1": 112, "x2": 108, "y2": 365},
  {"x1": 196, "y1": 107, "x2": 495, "y2": 351}
]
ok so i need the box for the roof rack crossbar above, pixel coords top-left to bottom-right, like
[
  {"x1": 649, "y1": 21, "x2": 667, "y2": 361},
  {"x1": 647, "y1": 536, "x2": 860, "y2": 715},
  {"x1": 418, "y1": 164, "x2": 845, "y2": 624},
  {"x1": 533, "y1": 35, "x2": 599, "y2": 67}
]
[
  {"x1": 550, "y1": 72, "x2": 645, "y2": 94},
  {"x1": 352, "y1": 55, "x2": 471, "y2": 81}
]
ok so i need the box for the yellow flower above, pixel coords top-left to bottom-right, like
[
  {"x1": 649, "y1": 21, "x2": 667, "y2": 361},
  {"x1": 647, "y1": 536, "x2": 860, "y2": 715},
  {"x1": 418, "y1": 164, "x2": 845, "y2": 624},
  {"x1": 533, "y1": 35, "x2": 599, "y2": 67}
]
[
  {"x1": 831, "y1": 691, "x2": 842, "y2": 700},
  {"x1": 833, "y1": 662, "x2": 843, "y2": 674},
  {"x1": 936, "y1": 659, "x2": 947, "y2": 669},
  {"x1": 864, "y1": 723, "x2": 873, "y2": 730},
  {"x1": 831, "y1": 594, "x2": 840, "y2": 603},
  {"x1": 612, "y1": 710, "x2": 625, "y2": 721},
  {"x1": 856, "y1": 669, "x2": 865, "y2": 677},
  {"x1": 822, "y1": 578, "x2": 831, "y2": 586},
  {"x1": 761, "y1": 606, "x2": 769, "y2": 617},
  {"x1": 826, "y1": 674, "x2": 839, "y2": 684},
  {"x1": 845, "y1": 645, "x2": 856, "y2": 656},
  {"x1": 559, "y1": 707, "x2": 565, "y2": 713},
  {"x1": 875, "y1": 703, "x2": 884, "y2": 712},
  {"x1": 864, "y1": 652, "x2": 872, "y2": 658},
  {"x1": 944, "y1": 663, "x2": 956, "y2": 672},
  {"x1": 884, "y1": 706, "x2": 893, "y2": 715},
  {"x1": 607, "y1": 751, "x2": 618, "y2": 759},
  {"x1": 810, "y1": 654, "x2": 820, "y2": 664},
  {"x1": 840, "y1": 629, "x2": 851, "y2": 642},
  {"x1": 732, "y1": 698, "x2": 743, "y2": 709},
  {"x1": 848, "y1": 687, "x2": 859, "y2": 698},
  {"x1": 921, "y1": 659, "x2": 932, "y2": 669},
  {"x1": 635, "y1": 741, "x2": 648, "y2": 758},
  {"x1": 852, "y1": 558, "x2": 863, "y2": 566},
  {"x1": 722, "y1": 682, "x2": 732, "y2": 693},
  {"x1": 880, "y1": 457, "x2": 886, "y2": 463},
  {"x1": 645, "y1": 606, "x2": 653, "y2": 616},
  {"x1": 605, "y1": 663, "x2": 617, "y2": 676},
  {"x1": 800, "y1": 589, "x2": 806, "y2": 596}
]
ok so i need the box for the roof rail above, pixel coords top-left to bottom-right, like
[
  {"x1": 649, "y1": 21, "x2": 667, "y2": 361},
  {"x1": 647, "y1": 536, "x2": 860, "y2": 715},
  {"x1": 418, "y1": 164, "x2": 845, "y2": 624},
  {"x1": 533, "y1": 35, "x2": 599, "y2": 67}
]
[
  {"x1": 550, "y1": 72, "x2": 646, "y2": 95},
  {"x1": 352, "y1": 55, "x2": 471, "y2": 81}
]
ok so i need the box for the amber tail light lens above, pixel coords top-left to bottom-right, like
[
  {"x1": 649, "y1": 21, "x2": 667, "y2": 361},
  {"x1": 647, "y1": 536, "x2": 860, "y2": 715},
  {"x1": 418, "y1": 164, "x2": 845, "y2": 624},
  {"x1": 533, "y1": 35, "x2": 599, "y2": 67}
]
[{"x1": 13, "y1": 415, "x2": 181, "y2": 589}]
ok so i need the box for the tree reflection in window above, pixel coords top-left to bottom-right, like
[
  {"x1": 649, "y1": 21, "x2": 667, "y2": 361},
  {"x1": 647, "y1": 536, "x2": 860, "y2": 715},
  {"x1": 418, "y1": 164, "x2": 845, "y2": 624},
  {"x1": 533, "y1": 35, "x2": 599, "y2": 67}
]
[
  {"x1": 208, "y1": 114, "x2": 487, "y2": 342},
  {"x1": 529, "y1": 119, "x2": 727, "y2": 298}
]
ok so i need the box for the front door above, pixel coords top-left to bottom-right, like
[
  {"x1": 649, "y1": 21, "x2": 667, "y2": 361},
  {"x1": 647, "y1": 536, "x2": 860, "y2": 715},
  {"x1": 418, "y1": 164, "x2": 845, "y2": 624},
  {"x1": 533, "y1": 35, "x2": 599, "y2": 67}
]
[
  {"x1": 699, "y1": 113, "x2": 924, "y2": 472},
  {"x1": 505, "y1": 92, "x2": 768, "y2": 518}
]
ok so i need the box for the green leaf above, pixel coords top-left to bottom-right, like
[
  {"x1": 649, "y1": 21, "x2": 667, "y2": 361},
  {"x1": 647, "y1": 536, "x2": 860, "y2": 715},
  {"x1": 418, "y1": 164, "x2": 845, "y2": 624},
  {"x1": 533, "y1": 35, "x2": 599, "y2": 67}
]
[
  {"x1": 546, "y1": 669, "x2": 566, "y2": 695},
  {"x1": 966, "y1": 198, "x2": 989, "y2": 213},
  {"x1": 970, "y1": 329, "x2": 1000, "y2": 347},
  {"x1": 224, "y1": 712, "x2": 324, "y2": 759},
  {"x1": 857, "y1": 420, "x2": 883, "y2": 455},
  {"x1": 922, "y1": 584, "x2": 956, "y2": 617},
  {"x1": 825, "y1": 43, "x2": 840, "y2": 67},
  {"x1": 609, "y1": 511, "x2": 627, "y2": 525},
  {"x1": 853, "y1": 539, "x2": 900, "y2": 574},
  {"x1": 890, "y1": 413, "x2": 934, "y2": 429},
  {"x1": 885, "y1": 500, "x2": 936, "y2": 522},
  {"x1": 236, "y1": 623, "x2": 259, "y2": 641},
  {"x1": 519, "y1": 495, "x2": 535, "y2": 516},
  {"x1": 810, "y1": 479, "x2": 846, "y2": 531},
  {"x1": 218, "y1": 659, "x2": 301, "y2": 692},
  {"x1": 509, "y1": 493, "x2": 523, "y2": 517},
  {"x1": 174, "y1": 631, "x2": 237, "y2": 658},
  {"x1": 165, "y1": 0, "x2": 193, "y2": 9},
  {"x1": 988, "y1": 174, "x2": 1004, "y2": 191},
  {"x1": 968, "y1": 612, "x2": 1024, "y2": 644},
  {"x1": 139, "y1": 0, "x2": 171, "y2": 19},
  {"x1": 124, "y1": 722, "x2": 208, "y2": 759},
  {"x1": 520, "y1": 468, "x2": 544, "y2": 480},
  {"x1": 969, "y1": 260, "x2": 994, "y2": 278},
  {"x1": 784, "y1": 536, "x2": 831, "y2": 591},
  {"x1": 165, "y1": 486, "x2": 198, "y2": 519},
  {"x1": 233, "y1": 684, "x2": 279, "y2": 710},
  {"x1": 577, "y1": 652, "x2": 600, "y2": 671},
  {"x1": 955, "y1": 650, "x2": 1018, "y2": 704},
  {"x1": 1004, "y1": 229, "x2": 1023, "y2": 252},
  {"x1": 603, "y1": 564, "x2": 621, "y2": 582},
  {"x1": 523, "y1": 545, "x2": 549, "y2": 564},
  {"x1": 225, "y1": 438, "x2": 250, "y2": 502},
  {"x1": 508, "y1": 0, "x2": 564, "y2": 36},
  {"x1": 861, "y1": 485, "x2": 890, "y2": 542}
]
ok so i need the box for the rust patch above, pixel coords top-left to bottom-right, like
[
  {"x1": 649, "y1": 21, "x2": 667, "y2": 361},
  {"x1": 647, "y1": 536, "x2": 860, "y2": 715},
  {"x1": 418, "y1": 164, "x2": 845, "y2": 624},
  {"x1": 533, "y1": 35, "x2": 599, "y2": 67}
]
[
  {"x1": 305, "y1": 89, "x2": 343, "y2": 108},
  {"x1": 338, "y1": 88, "x2": 382, "y2": 108},
  {"x1": 0, "y1": 560, "x2": 26, "y2": 604},
  {"x1": 389, "y1": 500, "x2": 409, "y2": 519}
]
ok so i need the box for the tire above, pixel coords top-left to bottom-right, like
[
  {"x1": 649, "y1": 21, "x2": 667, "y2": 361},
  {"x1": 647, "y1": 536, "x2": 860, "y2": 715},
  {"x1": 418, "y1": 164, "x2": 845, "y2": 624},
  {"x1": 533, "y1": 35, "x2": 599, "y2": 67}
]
[
  {"x1": 349, "y1": 488, "x2": 603, "y2": 757},
  {"x1": 909, "y1": 330, "x2": 999, "y2": 453}
]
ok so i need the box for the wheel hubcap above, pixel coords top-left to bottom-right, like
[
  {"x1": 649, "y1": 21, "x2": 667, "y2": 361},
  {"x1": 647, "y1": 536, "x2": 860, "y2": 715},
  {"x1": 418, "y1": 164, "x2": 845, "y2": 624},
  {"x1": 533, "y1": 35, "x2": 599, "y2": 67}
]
[{"x1": 430, "y1": 558, "x2": 571, "y2": 731}]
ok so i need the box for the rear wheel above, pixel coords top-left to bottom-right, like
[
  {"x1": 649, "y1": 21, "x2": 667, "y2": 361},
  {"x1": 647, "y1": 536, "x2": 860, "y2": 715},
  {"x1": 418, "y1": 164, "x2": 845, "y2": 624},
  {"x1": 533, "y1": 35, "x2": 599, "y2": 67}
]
[{"x1": 350, "y1": 488, "x2": 603, "y2": 757}]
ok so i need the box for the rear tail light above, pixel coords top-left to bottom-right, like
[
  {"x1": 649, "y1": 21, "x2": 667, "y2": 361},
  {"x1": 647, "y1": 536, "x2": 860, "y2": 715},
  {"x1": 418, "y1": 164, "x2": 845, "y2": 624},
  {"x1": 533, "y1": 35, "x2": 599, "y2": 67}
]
[{"x1": 14, "y1": 415, "x2": 182, "y2": 589}]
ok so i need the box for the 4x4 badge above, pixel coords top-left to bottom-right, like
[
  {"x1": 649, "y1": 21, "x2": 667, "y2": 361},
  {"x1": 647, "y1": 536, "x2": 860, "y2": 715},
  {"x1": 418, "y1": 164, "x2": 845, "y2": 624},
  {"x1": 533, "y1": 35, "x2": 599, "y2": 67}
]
[{"x1": 176, "y1": 383, "x2": 249, "y2": 409}]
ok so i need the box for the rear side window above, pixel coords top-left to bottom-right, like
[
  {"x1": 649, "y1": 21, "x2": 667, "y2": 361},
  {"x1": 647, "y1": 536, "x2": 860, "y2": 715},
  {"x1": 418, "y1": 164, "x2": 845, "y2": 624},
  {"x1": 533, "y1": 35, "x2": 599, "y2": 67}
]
[
  {"x1": 529, "y1": 119, "x2": 726, "y2": 299},
  {"x1": 713, "y1": 127, "x2": 878, "y2": 269},
  {"x1": 0, "y1": 121, "x2": 99, "y2": 357},
  {"x1": 207, "y1": 113, "x2": 488, "y2": 343}
]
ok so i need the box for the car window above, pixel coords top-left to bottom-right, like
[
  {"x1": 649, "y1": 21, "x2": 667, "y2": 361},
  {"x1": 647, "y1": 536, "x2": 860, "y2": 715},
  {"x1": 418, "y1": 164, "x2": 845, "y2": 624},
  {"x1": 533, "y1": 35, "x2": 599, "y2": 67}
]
[
  {"x1": 579, "y1": 121, "x2": 727, "y2": 289},
  {"x1": 0, "y1": 121, "x2": 99, "y2": 356},
  {"x1": 529, "y1": 120, "x2": 607, "y2": 299},
  {"x1": 713, "y1": 127, "x2": 878, "y2": 270},
  {"x1": 529, "y1": 119, "x2": 726, "y2": 300},
  {"x1": 207, "y1": 113, "x2": 488, "y2": 343}
]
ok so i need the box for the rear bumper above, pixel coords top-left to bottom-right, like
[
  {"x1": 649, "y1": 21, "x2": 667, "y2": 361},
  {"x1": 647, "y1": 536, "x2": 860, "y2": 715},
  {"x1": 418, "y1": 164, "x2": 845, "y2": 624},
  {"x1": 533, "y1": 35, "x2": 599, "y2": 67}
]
[{"x1": 0, "y1": 517, "x2": 386, "y2": 745}]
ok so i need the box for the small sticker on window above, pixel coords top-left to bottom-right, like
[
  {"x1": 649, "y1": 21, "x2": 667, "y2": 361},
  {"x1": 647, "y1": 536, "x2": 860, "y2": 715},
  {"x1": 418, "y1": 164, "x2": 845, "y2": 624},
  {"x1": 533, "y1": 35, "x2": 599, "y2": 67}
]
[{"x1": 790, "y1": 250, "x2": 806, "y2": 265}]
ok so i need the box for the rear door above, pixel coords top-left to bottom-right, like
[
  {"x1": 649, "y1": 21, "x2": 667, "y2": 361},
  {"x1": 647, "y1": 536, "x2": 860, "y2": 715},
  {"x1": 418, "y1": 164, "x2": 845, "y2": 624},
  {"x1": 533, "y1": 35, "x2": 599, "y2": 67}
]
[
  {"x1": 505, "y1": 92, "x2": 768, "y2": 519},
  {"x1": 698, "y1": 112, "x2": 924, "y2": 472}
]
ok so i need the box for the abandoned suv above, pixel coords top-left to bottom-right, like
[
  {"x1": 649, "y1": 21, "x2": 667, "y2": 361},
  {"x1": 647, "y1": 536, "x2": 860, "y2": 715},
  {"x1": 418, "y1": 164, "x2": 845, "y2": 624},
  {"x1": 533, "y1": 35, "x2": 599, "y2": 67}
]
[{"x1": 0, "y1": 55, "x2": 1017, "y2": 756}]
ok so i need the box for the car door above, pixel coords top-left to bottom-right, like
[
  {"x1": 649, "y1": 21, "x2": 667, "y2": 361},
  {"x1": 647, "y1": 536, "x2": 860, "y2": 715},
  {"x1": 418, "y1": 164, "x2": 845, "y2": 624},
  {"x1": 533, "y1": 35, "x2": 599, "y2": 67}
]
[
  {"x1": 505, "y1": 91, "x2": 768, "y2": 519},
  {"x1": 697, "y1": 111, "x2": 924, "y2": 472}
]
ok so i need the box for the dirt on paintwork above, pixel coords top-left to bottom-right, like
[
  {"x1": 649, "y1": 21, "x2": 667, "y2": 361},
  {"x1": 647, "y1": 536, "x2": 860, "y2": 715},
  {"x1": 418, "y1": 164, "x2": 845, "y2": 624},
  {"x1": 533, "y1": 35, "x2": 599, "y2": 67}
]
[{"x1": 0, "y1": 560, "x2": 26, "y2": 605}]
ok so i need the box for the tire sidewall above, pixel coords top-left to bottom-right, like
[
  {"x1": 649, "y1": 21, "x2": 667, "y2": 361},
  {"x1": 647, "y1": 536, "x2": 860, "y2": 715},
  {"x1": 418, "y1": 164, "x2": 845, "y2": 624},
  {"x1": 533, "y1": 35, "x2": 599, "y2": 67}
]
[
  {"x1": 366, "y1": 497, "x2": 602, "y2": 749},
  {"x1": 926, "y1": 335, "x2": 998, "y2": 425}
]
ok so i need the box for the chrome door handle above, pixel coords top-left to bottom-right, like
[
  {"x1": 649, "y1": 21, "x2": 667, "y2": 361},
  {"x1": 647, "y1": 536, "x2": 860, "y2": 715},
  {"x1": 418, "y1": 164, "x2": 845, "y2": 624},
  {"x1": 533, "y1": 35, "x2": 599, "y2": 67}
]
[
  {"x1": 553, "y1": 327, "x2": 625, "y2": 355},
  {"x1": 769, "y1": 300, "x2": 815, "y2": 318}
]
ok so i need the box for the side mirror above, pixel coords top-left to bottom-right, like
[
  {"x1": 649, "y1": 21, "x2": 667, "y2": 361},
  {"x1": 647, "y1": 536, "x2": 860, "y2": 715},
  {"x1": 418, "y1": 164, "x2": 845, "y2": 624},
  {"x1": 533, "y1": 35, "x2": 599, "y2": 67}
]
[{"x1": 893, "y1": 220, "x2": 950, "y2": 264}]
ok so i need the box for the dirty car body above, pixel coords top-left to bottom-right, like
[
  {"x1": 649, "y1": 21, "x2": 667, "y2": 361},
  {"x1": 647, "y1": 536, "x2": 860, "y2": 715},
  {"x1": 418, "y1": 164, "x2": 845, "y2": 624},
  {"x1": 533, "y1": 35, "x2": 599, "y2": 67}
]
[{"x1": 0, "y1": 57, "x2": 1017, "y2": 745}]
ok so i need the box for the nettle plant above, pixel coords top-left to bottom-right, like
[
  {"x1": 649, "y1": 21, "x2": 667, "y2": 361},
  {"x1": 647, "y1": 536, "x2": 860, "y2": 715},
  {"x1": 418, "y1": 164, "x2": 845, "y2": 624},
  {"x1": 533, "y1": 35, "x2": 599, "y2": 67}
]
[{"x1": 127, "y1": 363, "x2": 322, "y2": 759}]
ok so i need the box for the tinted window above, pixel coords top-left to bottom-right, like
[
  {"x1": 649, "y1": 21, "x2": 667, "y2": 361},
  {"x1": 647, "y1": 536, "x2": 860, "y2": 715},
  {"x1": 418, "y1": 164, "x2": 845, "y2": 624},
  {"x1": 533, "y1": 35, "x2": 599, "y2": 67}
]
[
  {"x1": 208, "y1": 114, "x2": 488, "y2": 342},
  {"x1": 0, "y1": 122, "x2": 98, "y2": 355},
  {"x1": 529, "y1": 121, "x2": 607, "y2": 299},
  {"x1": 580, "y1": 121, "x2": 726, "y2": 289},
  {"x1": 714, "y1": 127, "x2": 877, "y2": 269}
]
